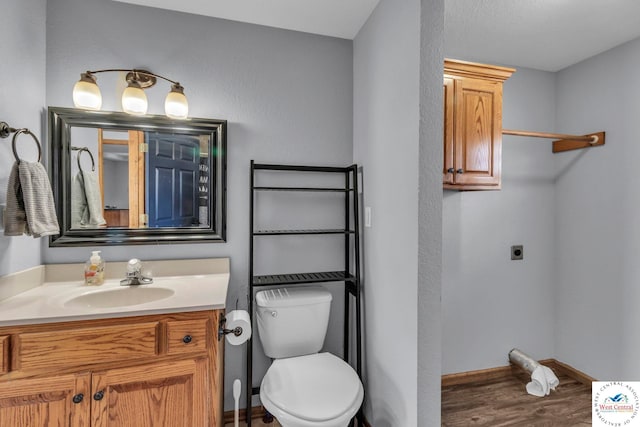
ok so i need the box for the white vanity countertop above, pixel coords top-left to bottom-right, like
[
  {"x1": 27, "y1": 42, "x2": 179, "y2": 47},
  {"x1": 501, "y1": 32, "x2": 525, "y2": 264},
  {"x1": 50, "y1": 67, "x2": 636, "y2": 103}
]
[{"x1": 0, "y1": 258, "x2": 229, "y2": 327}]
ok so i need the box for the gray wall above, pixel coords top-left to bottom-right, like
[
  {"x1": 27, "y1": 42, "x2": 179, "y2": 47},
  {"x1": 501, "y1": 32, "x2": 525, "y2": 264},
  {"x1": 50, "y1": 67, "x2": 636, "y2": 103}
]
[
  {"x1": 441, "y1": 37, "x2": 640, "y2": 383},
  {"x1": 0, "y1": 0, "x2": 47, "y2": 277},
  {"x1": 442, "y1": 67, "x2": 557, "y2": 373},
  {"x1": 418, "y1": 0, "x2": 444, "y2": 424},
  {"x1": 45, "y1": 0, "x2": 353, "y2": 410},
  {"x1": 102, "y1": 159, "x2": 129, "y2": 209},
  {"x1": 354, "y1": 0, "x2": 443, "y2": 424},
  {"x1": 555, "y1": 36, "x2": 640, "y2": 381},
  {"x1": 3, "y1": 0, "x2": 449, "y2": 421}
]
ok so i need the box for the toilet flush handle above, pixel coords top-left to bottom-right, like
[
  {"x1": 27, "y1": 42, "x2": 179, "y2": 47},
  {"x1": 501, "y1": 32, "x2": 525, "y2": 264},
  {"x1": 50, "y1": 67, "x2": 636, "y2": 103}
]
[{"x1": 270, "y1": 311, "x2": 278, "y2": 317}]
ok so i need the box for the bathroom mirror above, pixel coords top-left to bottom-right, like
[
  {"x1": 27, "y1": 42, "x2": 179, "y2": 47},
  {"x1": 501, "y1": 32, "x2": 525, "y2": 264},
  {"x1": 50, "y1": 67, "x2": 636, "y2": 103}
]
[{"x1": 48, "y1": 107, "x2": 226, "y2": 246}]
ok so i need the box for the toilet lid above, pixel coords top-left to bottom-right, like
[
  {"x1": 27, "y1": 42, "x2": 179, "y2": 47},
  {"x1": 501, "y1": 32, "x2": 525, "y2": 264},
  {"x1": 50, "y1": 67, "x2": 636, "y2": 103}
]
[{"x1": 261, "y1": 352, "x2": 363, "y2": 422}]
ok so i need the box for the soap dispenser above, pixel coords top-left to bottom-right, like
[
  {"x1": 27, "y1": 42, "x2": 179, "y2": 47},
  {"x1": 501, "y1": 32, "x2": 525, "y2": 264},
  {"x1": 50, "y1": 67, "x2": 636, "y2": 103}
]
[{"x1": 84, "y1": 250, "x2": 105, "y2": 286}]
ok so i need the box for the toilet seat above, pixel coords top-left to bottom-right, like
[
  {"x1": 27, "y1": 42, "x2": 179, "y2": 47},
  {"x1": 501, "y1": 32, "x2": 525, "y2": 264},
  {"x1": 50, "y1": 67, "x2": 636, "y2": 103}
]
[{"x1": 260, "y1": 352, "x2": 363, "y2": 426}]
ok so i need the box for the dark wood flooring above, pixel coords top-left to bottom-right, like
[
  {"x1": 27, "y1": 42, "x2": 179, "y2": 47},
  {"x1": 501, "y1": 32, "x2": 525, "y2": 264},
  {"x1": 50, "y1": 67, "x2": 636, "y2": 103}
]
[{"x1": 442, "y1": 370, "x2": 592, "y2": 426}]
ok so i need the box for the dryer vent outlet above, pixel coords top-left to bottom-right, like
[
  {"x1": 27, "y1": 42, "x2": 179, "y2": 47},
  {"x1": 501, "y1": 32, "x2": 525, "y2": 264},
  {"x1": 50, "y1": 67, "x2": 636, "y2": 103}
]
[{"x1": 511, "y1": 245, "x2": 524, "y2": 260}]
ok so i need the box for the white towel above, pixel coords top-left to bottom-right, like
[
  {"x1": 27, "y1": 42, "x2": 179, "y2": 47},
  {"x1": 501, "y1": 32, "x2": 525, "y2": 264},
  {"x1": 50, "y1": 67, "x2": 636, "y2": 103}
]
[
  {"x1": 526, "y1": 365, "x2": 560, "y2": 397},
  {"x1": 526, "y1": 366, "x2": 550, "y2": 397},
  {"x1": 4, "y1": 161, "x2": 59, "y2": 238},
  {"x1": 542, "y1": 365, "x2": 560, "y2": 390},
  {"x1": 71, "y1": 170, "x2": 106, "y2": 228}
]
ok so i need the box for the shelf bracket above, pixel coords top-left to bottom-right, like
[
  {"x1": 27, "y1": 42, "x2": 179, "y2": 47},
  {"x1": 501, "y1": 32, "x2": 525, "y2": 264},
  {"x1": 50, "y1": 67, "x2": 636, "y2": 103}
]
[{"x1": 552, "y1": 131, "x2": 605, "y2": 153}]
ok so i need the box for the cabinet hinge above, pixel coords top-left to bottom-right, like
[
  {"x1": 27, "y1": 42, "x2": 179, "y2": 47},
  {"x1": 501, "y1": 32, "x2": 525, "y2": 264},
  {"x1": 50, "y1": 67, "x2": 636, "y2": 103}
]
[
  {"x1": 139, "y1": 213, "x2": 148, "y2": 225},
  {"x1": 139, "y1": 143, "x2": 148, "y2": 153}
]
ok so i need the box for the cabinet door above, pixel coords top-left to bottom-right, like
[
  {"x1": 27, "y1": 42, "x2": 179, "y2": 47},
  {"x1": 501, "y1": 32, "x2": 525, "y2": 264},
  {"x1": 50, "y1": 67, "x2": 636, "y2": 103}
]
[
  {"x1": 443, "y1": 77, "x2": 455, "y2": 185},
  {"x1": 453, "y1": 78, "x2": 502, "y2": 188},
  {"x1": 0, "y1": 373, "x2": 90, "y2": 427},
  {"x1": 91, "y1": 358, "x2": 209, "y2": 427}
]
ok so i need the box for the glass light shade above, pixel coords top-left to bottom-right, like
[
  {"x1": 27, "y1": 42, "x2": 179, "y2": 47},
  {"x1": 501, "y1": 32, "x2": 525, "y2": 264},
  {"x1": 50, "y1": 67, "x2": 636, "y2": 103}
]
[
  {"x1": 165, "y1": 86, "x2": 189, "y2": 119},
  {"x1": 122, "y1": 85, "x2": 148, "y2": 115},
  {"x1": 73, "y1": 79, "x2": 102, "y2": 110}
]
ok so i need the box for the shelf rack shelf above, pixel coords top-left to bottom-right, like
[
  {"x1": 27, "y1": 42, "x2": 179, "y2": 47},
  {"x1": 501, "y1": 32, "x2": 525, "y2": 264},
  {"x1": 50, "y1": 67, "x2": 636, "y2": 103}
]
[
  {"x1": 254, "y1": 228, "x2": 355, "y2": 236},
  {"x1": 247, "y1": 161, "x2": 363, "y2": 427},
  {"x1": 254, "y1": 186, "x2": 351, "y2": 192},
  {"x1": 253, "y1": 270, "x2": 356, "y2": 287}
]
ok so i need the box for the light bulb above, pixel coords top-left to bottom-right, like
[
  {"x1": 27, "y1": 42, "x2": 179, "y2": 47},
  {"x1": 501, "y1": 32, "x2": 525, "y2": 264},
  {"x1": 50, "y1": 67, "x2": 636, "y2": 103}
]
[
  {"x1": 165, "y1": 83, "x2": 189, "y2": 119},
  {"x1": 72, "y1": 72, "x2": 102, "y2": 110},
  {"x1": 122, "y1": 82, "x2": 148, "y2": 115}
]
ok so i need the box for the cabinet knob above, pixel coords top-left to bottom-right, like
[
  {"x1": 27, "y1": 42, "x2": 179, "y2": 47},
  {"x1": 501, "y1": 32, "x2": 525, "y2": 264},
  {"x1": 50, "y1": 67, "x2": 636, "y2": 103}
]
[
  {"x1": 446, "y1": 168, "x2": 455, "y2": 174},
  {"x1": 72, "y1": 393, "x2": 84, "y2": 404},
  {"x1": 182, "y1": 335, "x2": 193, "y2": 344},
  {"x1": 456, "y1": 169, "x2": 464, "y2": 174},
  {"x1": 93, "y1": 390, "x2": 104, "y2": 401}
]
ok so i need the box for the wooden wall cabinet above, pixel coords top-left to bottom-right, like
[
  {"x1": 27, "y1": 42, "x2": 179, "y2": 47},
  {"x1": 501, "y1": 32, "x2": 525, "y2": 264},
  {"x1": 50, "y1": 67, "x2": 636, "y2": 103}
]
[
  {"x1": 443, "y1": 59, "x2": 515, "y2": 190},
  {"x1": 103, "y1": 209, "x2": 130, "y2": 228},
  {"x1": 0, "y1": 310, "x2": 223, "y2": 427}
]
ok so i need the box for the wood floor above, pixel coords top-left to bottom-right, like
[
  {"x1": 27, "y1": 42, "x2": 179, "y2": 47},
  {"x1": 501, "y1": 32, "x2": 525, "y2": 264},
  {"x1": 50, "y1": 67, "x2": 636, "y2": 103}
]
[{"x1": 442, "y1": 369, "x2": 592, "y2": 426}]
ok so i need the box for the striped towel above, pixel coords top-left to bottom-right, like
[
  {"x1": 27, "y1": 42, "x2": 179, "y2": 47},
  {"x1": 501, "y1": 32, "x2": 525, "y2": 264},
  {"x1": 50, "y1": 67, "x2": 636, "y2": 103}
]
[
  {"x1": 4, "y1": 161, "x2": 59, "y2": 238},
  {"x1": 4, "y1": 163, "x2": 27, "y2": 236},
  {"x1": 71, "y1": 170, "x2": 106, "y2": 228}
]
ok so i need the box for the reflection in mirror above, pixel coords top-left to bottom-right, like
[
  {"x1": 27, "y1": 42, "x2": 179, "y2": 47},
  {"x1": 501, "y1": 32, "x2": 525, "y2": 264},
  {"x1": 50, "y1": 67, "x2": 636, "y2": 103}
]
[
  {"x1": 101, "y1": 138, "x2": 129, "y2": 227},
  {"x1": 49, "y1": 107, "x2": 226, "y2": 246}
]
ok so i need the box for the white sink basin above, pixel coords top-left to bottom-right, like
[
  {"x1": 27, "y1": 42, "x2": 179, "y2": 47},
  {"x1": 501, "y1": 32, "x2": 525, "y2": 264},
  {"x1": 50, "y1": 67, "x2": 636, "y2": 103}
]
[{"x1": 64, "y1": 286, "x2": 175, "y2": 309}]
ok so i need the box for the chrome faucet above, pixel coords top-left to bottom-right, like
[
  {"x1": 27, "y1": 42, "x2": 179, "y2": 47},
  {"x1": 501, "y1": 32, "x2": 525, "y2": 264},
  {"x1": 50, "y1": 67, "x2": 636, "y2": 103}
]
[{"x1": 120, "y1": 258, "x2": 153, "y2": 286}]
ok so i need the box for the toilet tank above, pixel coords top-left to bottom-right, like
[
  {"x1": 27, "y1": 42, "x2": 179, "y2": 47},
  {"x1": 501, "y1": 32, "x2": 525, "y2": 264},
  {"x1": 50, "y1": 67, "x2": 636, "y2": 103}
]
[{"x1": 256, "y1": 287, "x2": 332, "y2": 359}]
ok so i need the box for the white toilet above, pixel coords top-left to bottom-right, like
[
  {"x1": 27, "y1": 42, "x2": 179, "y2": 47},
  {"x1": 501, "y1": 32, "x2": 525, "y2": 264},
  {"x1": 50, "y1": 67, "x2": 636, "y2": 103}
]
[{"x1": 256, "y1": 287, "x2": 364, "y2": 427}]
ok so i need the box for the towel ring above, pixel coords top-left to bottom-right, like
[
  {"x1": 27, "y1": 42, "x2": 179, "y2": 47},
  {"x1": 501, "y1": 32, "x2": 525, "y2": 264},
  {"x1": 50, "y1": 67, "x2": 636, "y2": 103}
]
[
  {"x1": 1, "y1": 122, "x2": 42, "y2": 164},
  {"x1": 78, "y1": 148, "x2": 95, "y2": 172},
  {"x1": 72, "y1": 146, "x2": 96, "y2": 172},
  {"x1": 12, "y1": 129, "x2": 42, "y2": 164}
]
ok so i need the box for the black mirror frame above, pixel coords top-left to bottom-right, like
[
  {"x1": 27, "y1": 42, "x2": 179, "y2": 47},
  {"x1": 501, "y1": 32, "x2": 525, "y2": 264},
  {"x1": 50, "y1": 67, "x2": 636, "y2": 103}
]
[{"x1": 48, "y1": 106, "x2": 227, "y2": 247}]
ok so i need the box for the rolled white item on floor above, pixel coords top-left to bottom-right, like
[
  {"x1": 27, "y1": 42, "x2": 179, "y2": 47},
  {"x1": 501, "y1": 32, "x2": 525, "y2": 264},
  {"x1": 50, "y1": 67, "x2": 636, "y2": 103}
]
[
  {"x1": 526, "y1": 366, "x2": 550, "y2": 397},
  {"x1": 508, "y1": 348, "x2": 559, "y2": 397},
  {"x1": 544, "y1": 366, "x2": 559, "y2": 390}
]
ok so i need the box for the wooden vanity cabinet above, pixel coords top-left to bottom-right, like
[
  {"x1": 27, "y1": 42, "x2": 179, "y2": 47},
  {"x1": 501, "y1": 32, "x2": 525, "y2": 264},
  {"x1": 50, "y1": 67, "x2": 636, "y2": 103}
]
[
  {"x1": 0, "y1": 310, "x2": 223, "y2": 427},
  {"x1": 0, "y1": 372, "x2": 90, "y2": 426},
  {"x1": 443, "y1": 59, "x2": 515, "y2": 190}
]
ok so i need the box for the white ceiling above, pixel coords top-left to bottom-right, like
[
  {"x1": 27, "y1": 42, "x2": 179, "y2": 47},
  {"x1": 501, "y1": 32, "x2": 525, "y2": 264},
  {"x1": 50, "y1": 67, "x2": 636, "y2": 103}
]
[
  {"x1": 445, "y1": 0, "x2": 640, "y2": 72},
  {"x1": 114, "y1": 0, "x2": 640, "y2": 72},
  {"x1": 112, "y1": 0, "x2": 380, "y2": 40}
]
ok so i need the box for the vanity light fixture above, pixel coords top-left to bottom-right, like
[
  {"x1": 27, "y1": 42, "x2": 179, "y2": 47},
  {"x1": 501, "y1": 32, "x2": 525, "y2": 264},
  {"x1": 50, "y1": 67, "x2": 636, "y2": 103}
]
[{"x1": 72, "y1": 69, "x2": 189, "y2": 119}]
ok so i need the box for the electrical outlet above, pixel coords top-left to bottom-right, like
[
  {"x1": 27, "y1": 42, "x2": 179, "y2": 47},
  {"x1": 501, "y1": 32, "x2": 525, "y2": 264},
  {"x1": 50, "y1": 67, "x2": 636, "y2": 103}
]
[{"x1": 511, "y1": 245, "x2": 524, "y2": 260}]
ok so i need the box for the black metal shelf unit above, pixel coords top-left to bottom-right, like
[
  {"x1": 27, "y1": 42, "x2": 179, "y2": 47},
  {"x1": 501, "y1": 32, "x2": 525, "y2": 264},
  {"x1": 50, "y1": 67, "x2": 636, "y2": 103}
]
[{"x1": 247, "y1": 161, "x2": 363, "y2": 427}]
